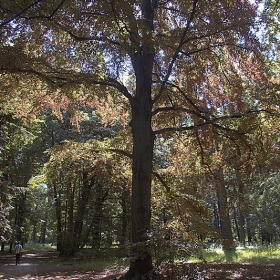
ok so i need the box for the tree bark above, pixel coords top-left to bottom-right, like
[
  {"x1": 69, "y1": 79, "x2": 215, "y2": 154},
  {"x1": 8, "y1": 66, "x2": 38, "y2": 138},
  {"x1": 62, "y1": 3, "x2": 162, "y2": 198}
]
[
  {"x1": 1, "y1": 243, "x2": 4, "y2": 252},
  {"x1": 239, "y1": 212, "x2": 246, "y2": 245},
  {"x1": 40, "y1": 219, "x2": 47, "y2": 243},
  {"x1": 125, "y1": 2, "x2": 156, "y2": 276},
  {"x1": 91, "y1": 184, "x2": 104, "y2": 249},
  {"x1": 236, "y1": 169, "x2": 246, "y2": 246},
  {"x1": 216, "y1": 170, "x2": 235, "y2": 252},
  {"x1": 120, "y1": 186, "x2": 129, "y2": 245},
  {"x1": 213, "y1": 201, "x2": 220, "y2": 231},
  {"x1": 127, "y1": 45, "x2": 155, "y2": 277},
  {"x1": 72, "y1": 175, "x2": 94, "y2": 253},
  {"x1": 53, "y1": 185, "x2": 62, "y2": 254}
]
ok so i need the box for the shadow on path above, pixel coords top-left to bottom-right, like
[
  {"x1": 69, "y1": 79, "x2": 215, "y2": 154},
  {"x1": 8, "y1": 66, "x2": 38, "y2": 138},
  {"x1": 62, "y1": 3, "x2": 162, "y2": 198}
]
[
  {"x1": 0, "y1": 250, "x2": 122, "y2": 279},
  {"x1": 0, "y1": 250, "x2": 78, "y2": 279}
]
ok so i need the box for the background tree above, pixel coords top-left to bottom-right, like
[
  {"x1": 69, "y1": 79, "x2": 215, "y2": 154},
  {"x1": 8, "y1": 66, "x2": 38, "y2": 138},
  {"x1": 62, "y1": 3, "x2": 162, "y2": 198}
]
[
  {"x1": 0, "y1": 111, "x2": 14, "y2": 250},
  {"x1": 43, "y1": 136, "x2": 132, "y2": 256},
  {"x1": 27, "y1": 176, "x2": 56, "y2": 244},
  {"x1": 248, "y1": 171, "x2": 280, "y2": 243}
]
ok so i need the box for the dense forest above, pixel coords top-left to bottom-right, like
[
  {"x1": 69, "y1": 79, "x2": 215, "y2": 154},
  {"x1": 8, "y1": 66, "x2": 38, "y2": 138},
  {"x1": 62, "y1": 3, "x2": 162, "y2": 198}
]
[{"x1": 0, "y1": 0, "x2": 279, "y2": 279}]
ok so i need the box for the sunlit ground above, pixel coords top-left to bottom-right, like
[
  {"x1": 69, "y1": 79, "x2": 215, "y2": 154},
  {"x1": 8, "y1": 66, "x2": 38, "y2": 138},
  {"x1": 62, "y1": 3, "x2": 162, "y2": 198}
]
[{"x1": 194, "y1": 244, "x2": 280, "y2": 264}]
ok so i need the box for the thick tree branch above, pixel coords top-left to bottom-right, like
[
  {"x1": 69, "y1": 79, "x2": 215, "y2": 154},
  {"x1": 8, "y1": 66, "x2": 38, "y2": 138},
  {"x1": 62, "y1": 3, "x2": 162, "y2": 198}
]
[
  {"x1": 106, "y1": 77, "x2": 133, "y2": 102},
  {"x1": 1, "y1": 51, "x2": 132, "y2": 102}
]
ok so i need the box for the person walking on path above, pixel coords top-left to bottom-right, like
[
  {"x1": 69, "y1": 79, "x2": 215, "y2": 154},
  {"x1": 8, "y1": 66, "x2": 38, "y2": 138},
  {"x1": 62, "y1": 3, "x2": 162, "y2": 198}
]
[{"x1": 15, "y1": 241, "x2": 23, "y2": 265}]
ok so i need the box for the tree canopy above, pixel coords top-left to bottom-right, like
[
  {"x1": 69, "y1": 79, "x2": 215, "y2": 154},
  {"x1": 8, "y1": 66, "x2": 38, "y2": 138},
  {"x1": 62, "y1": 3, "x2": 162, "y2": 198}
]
[{"x1": 0, "y1": 0, "x2": 279, "y2": 278}]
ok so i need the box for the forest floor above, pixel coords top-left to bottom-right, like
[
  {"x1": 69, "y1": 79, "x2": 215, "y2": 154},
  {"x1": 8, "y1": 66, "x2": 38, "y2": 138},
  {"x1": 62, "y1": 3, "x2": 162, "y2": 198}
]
[
  {"x1": 1, "y1": 250, "x2": 280, "y2": 279},
  {"x1": 0, "y1": 250, "x2": 121, "y2": 279}
]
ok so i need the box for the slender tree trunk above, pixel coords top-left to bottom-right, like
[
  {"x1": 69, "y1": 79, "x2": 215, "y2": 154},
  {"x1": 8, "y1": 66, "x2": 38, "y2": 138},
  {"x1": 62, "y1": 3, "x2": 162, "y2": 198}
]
[
  {"x1": 120, "y1": 187, "x2": 129, "y2": 245},
  {"x1": 239, "y1": 212, "x2": 246, "y2": 246},
  {"x1": 236, "y1": 169, "x2": 246, "y2": 246},
  {"x1": 53, "y1": 185, "x2": 62, "y2": 254},
  {"x1": 41, "y1": 219, "x2": 47, "y2": 243},
  {"x1": 246, "y1": 217, "x2": 253, "y2": 243},
  {"x1": 233, "y1": 207, "x2": 240, "y2": 242},
  {"x1": 67, "y1": 184, "x2": 75, "y2": 255},
  {"x1": 16, "y1": 192, "x2": 27, "y2": 242},
  {"x1": 213, "y1": 201, "x2": 220, "y2": 230},
  {"x1": 32, "y1": 223, "x2": 37, "y2": 242},
  {"x1": 72, "y1": 175, "x2": 94, "y2": 253},
  {"x1": 216, "y1": 170, "x2": 235, "y2": 251},
  {"x1": 82, "y1": 222, "x2": 92, "y2": 248},
  {"x1": 91, "y1": 183, "x2": 104, "y2": 249},
  {"x1": 9, "y1": 242, "x2": 13, "y2": 253},
  {"x1": 82, "y1": 182, "x2": 106, "y2": 249}
]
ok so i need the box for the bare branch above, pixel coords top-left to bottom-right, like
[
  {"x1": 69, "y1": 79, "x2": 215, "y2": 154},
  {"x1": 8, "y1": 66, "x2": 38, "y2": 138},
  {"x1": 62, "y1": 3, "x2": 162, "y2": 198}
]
[
  {"x1": 153, "y1": 0, "x2": 198, "y2": 104},
  {"x1": 164, "y1": 82, "x2": 203, "y2": 114},
  {"x1": 67, "y1": 30, "x2": 120, "y2": 46},
  {"x1": 154, "y1": 110, "x2": 271, "y2": 135},
  {"x1": 48, "y1": 0, "x2": 66, "y2": 19},
  {"x1": 155, "y1": 122, "x2": 211, "y2": 135},
  {"x1": 152, "y1": 171, "x2": 171, "y2": 192},
  {"x1": 0, "y1": 49, "x2": 132, "y2": 102},
  {"x1": 0, "y1": 0, "x2": 66, "y2": 27},
  {"x1": 273, "y1": 0, "x2": 280, "y2": 11},
  {"x1": 107, "y1": 148, "x2": 132, "y2": 159},
  {"x1": 0, "y1": 66, "x2": 58, "y2": 85},
  {"x1": 0, "y1": 0, "x2": 42, "y2": 27},
  {"x1": 152, "y1": 106, "x2": 192, "y2": 115}
]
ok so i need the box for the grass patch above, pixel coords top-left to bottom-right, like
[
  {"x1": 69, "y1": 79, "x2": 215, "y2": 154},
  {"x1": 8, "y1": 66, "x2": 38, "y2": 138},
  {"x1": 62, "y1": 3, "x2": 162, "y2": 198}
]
[
  {"x1": 21, "y1": 242, "x2": 280, "y2": 271},
  {"x1": 198, "y1": 244, "x2": 280, "y2": 264},
  {"x1": 70, "y1": 258, "x2": 119, "y2": 271},
  {"x1": 24, "y1": 242, "x2": 56, "y2": 251}
]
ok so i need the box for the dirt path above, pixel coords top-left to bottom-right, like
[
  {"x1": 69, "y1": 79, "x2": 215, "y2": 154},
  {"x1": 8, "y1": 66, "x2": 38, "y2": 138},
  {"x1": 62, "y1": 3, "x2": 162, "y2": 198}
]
[
  {"x1": 0, "y1": 251, "x2": 121, "y2": 280},
  {"x1": 1, "y1": 250, "x2": 280, "y2": 279}
]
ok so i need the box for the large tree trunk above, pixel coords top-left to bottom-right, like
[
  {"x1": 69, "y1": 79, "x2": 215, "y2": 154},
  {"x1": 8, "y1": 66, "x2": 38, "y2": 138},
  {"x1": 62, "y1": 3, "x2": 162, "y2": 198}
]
[
  {"x1": 123, "y1": 2, "x2": 156, "y2": 278},
  {"x1": 126, "y1": 45, "x2": 155, "y2": 278}
]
